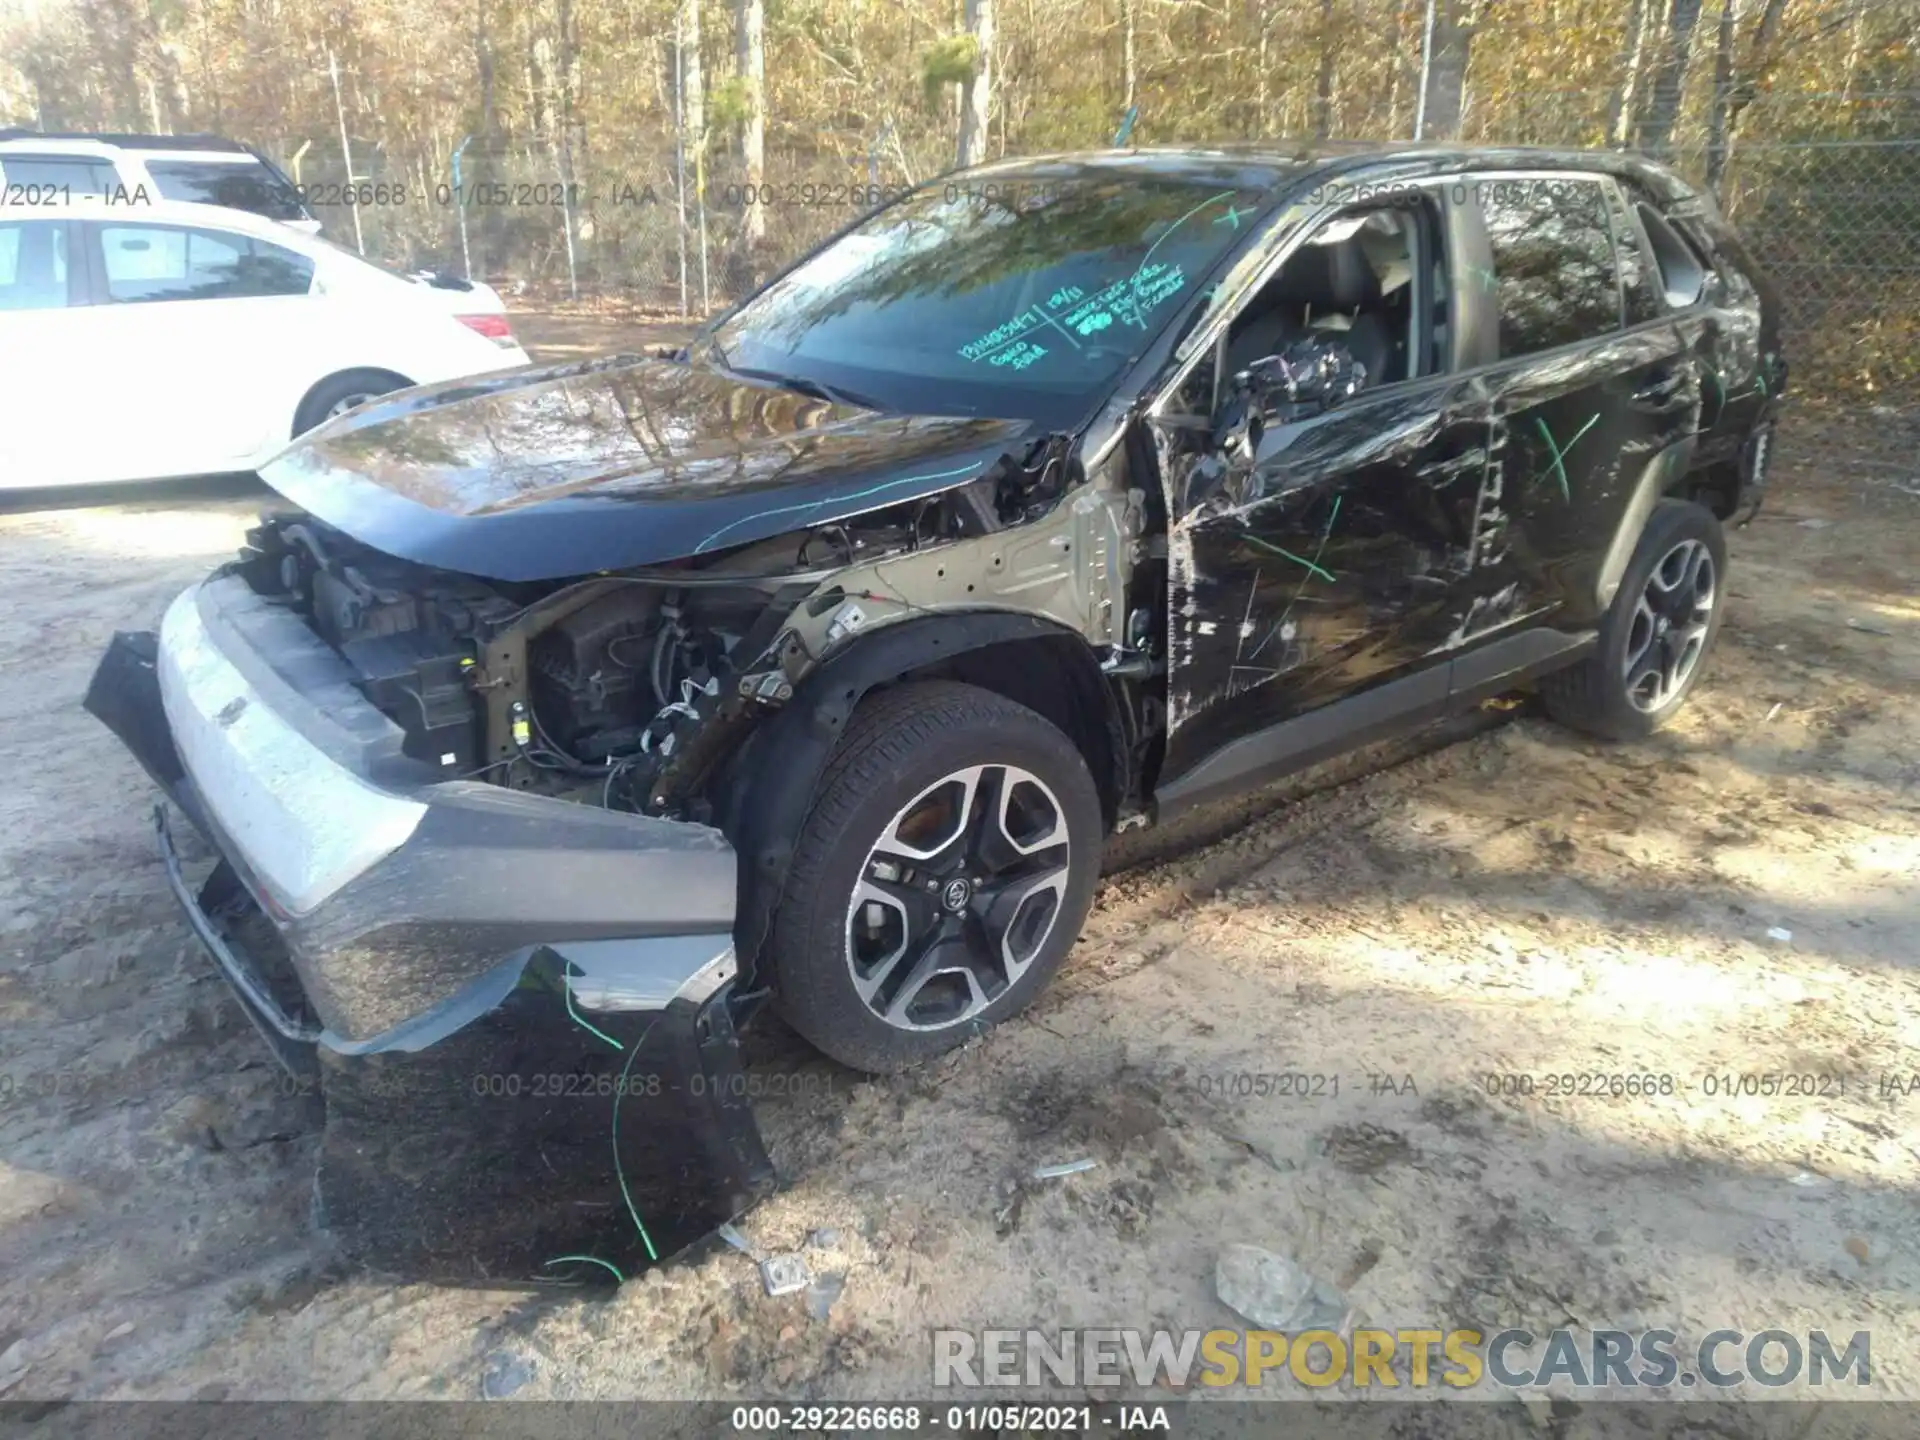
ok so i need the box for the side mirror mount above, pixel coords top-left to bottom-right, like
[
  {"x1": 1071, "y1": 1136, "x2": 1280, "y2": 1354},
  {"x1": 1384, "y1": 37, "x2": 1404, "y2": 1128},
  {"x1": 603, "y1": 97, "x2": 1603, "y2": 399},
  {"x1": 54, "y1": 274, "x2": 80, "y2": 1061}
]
[{"x1": 1213, "y1": 340, "x2": 1368, "y2": 454}]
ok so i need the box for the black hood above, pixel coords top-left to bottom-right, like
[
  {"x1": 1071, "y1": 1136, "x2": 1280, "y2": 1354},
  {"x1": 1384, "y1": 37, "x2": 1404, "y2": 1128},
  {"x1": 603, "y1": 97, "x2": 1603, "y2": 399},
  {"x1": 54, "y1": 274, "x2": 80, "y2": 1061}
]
[{"x1": 259, "y1": 354, "x2": 1039, "y2": 582}]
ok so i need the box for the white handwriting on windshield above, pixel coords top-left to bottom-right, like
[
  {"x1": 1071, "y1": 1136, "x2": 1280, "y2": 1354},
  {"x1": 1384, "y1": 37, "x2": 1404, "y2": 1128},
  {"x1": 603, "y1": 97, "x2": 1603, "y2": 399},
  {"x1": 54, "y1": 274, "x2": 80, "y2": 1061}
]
[{"x1": 956, "y1": 264, "x2": 1187, "y2": 368}]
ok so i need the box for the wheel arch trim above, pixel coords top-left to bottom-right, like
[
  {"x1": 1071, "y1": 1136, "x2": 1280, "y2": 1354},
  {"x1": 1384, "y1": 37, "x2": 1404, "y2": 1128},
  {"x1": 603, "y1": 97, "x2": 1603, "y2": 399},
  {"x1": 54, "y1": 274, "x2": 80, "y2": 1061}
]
[{"x1": 1592, "y1": 434, "x2": 1697, "y2": 620}]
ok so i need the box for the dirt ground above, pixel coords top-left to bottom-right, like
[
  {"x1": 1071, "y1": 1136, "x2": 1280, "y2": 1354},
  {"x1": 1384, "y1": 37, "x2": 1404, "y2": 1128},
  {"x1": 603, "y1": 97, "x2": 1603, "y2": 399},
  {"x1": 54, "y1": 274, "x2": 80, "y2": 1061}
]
[{"x1": 0, "y1": 315, "x2": 1916, "y2": 1413}]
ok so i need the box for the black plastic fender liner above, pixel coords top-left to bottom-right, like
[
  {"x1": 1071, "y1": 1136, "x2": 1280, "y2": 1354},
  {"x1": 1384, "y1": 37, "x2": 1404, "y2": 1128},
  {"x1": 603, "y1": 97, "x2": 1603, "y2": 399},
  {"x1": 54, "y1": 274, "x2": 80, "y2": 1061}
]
[
  {"x1": 317, "y1": 942, "x2": 775, "y2": 1285},
  {"x1": 718, "y1": 610, "x2": 1119, "y2": 1000},
  {"x1": 84, "y1": 630, "x2": 193, "y2": 801}
]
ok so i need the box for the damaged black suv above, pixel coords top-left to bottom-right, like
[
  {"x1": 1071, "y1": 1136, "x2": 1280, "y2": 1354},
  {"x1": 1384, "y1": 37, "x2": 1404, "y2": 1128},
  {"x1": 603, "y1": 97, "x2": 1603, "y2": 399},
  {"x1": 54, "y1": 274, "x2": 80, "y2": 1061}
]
[{"x1": 89, "y1": 144, "x2": 1781, "y2": 1280}]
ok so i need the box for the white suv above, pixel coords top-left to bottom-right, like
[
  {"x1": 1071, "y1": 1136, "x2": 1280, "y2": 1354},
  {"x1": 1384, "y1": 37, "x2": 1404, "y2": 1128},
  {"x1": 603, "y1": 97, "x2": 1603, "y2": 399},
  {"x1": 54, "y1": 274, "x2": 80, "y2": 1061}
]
[
  {"x1": 0, "y1": 130, "x2": 320, "y2": 233},
  {"x1": 0, "y1": 197, "x2": 531, "y2": 488}
]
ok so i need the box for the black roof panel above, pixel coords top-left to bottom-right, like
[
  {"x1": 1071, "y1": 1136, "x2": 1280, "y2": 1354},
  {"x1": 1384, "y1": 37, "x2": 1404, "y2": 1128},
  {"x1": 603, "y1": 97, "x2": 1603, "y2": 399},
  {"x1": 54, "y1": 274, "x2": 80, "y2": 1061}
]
[{"x1": 962, "y1": 142, "x2": 1696, "y2": 207}]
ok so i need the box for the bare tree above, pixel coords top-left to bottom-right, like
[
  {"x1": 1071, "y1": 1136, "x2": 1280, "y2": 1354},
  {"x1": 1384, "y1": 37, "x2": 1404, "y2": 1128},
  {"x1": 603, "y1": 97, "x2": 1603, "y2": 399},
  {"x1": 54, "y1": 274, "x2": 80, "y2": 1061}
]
[
  {"x1": 1420, "y1": 0, "x2": 1483, "y2": 142},
  {"x1": 683, "y1": 0, "x2": 705, "y2": 181},
  {"x1": 1635, "y1": 0, "x2": 1704, "y2": 155},
  {"x1": 1608, "y1": 0, "x2": 1651, "y2": 145},
  {"x1": 735, "y1": 0, "x2": 765, "y2": 252},
  {"x1": 682, "y1": 0, "x2": 709, "y2": 308},
  {"x1": 1725, "y1": 0, "x2": 1791, "y2": 137},
  {"x1": 1313, "y1": 0, "x2": 1335, "y2": 137},
  {"x1": 1704, "y1": 0, "x2": 1738, "y2": 194},
  {"x1": 474, "y1": 0, "x2": 502, "y2": 273},
  {"x1": 957, "y1": 0, "x2": 992, "y2": 167}
]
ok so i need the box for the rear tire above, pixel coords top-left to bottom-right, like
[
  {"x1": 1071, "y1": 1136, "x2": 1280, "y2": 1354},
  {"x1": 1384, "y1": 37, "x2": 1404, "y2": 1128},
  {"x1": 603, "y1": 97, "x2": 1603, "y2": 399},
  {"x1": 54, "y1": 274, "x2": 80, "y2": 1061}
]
[
  {"x1": 1541, "y1": 498, "x2": 1727, "y2": 740},
  {"x1": 293, "y1": 369, "x2": 412, "y2": 437},
  {"x1": 767, "y1": 680, "x2": 1103, "y2": 1073}
]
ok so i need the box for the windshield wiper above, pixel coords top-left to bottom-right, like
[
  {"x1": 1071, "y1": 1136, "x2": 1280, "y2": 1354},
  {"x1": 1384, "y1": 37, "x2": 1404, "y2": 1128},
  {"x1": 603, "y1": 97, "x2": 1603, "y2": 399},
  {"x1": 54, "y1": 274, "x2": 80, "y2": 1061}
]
[{"x1": 721, "y1": 364, "x2": 885, "y2": 412}]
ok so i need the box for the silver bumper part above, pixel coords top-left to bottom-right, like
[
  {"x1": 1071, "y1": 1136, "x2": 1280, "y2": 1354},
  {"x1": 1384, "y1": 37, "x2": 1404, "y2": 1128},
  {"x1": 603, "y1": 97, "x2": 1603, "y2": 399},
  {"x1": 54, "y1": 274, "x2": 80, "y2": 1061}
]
[{"x1": 157, "y1": 582, "x2": 427, "y2": 916}]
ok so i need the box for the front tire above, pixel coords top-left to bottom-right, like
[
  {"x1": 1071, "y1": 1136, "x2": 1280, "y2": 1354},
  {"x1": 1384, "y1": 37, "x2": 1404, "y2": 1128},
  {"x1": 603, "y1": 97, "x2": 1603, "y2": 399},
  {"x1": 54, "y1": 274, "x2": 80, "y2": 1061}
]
[
  {"x1": 1541, "y1": 498, "x2": 1728, "y2": 740},
  {"x1": 767, "y1": 680, "x2": 1103, "y2": 1073}
]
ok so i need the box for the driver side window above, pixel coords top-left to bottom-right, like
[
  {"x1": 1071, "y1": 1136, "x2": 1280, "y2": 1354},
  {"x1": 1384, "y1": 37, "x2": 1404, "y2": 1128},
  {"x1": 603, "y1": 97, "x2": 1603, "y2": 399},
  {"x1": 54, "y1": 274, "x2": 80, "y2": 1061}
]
[{"x1": 1177, "y1": 198, "x2": 1442, "y2": 416}]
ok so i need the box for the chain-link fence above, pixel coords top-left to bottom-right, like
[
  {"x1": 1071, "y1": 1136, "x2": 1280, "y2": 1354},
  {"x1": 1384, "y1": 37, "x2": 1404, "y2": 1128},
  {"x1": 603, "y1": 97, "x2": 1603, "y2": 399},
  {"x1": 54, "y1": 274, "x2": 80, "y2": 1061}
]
[
  {"x1": 267, "y1": 89, "x2": 1920, "y2": 408},
  {"x1": 1683, "y1": 139, "x2": 1920, "y2": 405}
]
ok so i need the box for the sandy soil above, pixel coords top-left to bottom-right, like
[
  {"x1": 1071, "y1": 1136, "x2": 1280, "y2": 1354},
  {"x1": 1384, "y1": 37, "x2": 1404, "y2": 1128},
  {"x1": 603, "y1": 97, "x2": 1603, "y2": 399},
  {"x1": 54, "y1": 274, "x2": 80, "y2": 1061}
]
[{"x1": 0, "y1": 319, "x2": 1914, "y2": 1411}]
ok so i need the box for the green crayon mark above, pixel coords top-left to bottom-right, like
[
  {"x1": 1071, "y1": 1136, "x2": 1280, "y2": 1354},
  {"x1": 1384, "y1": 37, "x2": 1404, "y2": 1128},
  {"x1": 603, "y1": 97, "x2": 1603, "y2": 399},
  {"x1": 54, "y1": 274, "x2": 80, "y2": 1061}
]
[
  {"x1": 613, "y1": 1023, "x2": 662, "y2": 1262},
  {"x1": 560, "y1": 959, "x2": 660, "y2": 1264},
  {"x1": 543, "y1": 1254, "x2": 626, "y2": 1285},
  {"x1": 1532, "y1": 413, "x2": 1600, "y2": 503},
  {"x1": 563, "y1": 961, "x2": 624, "y2": 1052},
  {"x1": 1243, "y1": 531, "x2": 1336, "y2": 583}
]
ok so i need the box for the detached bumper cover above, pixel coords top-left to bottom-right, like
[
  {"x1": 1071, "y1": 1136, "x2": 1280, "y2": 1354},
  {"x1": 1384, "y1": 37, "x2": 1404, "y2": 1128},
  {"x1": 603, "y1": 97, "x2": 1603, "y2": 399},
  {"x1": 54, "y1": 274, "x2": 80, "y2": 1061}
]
[{"x1": 85, "y1": 577, "x2": 775, "y2": 1282}]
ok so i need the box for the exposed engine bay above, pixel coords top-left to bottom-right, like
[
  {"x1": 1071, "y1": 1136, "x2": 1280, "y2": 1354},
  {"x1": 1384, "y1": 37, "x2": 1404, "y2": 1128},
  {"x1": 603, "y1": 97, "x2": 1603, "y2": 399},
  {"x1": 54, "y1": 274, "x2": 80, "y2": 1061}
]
[{"x1": 228, "y1": 430, "x2": 1138, "y2": 826}]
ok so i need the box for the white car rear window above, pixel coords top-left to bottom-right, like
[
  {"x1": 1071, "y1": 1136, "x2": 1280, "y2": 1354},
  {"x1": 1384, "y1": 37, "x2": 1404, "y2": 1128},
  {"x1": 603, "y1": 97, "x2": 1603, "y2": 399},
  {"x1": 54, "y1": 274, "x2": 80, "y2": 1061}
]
[{"x1": 100, "y1": 224, "x2": 314, "y2": 302}]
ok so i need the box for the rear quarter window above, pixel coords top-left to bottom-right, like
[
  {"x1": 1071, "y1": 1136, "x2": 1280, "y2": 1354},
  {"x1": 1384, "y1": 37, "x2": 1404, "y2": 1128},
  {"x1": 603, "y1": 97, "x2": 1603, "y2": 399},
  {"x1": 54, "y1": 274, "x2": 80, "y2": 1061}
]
[
  {"x1": 144, "y1": 159, "x2": 309, "y2": 222},
  {"x1": 1634, "y1": 203, "x2": 1709, "y2": 308}
]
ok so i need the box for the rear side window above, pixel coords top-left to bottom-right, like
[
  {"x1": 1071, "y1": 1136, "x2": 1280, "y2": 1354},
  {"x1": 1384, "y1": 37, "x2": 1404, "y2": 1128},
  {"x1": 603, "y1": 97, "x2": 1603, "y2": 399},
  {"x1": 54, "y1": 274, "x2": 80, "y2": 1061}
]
[
  {"x1": 144, "y1": 159, "x2": 309, "y2": 222},
  {"x1": 101, "y1": 224, "x2": 314, "y2": 302},
  {"x1": 1477, "y1": 177, "x2": 1620, "y2": 357},
  {"x1": 0, "y1": 221, "x2": 71, "y2": 310},
  {"x1": 0, "y1": 155, "x2": 118, "y2": 195}
]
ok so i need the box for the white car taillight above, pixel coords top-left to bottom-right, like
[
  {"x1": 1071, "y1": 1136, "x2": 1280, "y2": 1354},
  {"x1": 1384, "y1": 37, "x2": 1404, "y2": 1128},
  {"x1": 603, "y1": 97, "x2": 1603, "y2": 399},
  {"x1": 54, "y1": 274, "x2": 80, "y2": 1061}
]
[{"x1": 457, "y1": 313, "x2": 518, "y2": 348}]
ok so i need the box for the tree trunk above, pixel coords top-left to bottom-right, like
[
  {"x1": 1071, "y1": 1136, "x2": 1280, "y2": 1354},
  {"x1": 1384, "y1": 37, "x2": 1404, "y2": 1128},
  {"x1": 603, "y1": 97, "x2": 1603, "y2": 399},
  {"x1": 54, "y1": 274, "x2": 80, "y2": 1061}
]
[
  {"x1": 1121, "y1": 0, "x2": 1136, "y2": 113},
  {"x1": 1840, "y1": 0, "x2": 1865, "y2": 104},
  {"x1": 1313, "y1": 0, "x2": 1335, "y2": 138},
  {"x1": 1607, "y1": 0, "x2": 1649, "y2": 145},
  {"x1": 1256, "y1": 0, "x2": 1272, "y2": 133},
  {"x1": 555, "y1": 0, "x2": 583, "y2": 179},
  {"x1": 475, "y1": 0, "x2": 501, "y2": 273},
  {"x1": 1387, "y1": 0, "x2": 1405, "y2": 140},
  {"x1": 1635, "y1": 0, "x2": 1704, "y2": 156},
  {"x1": 957, "y1": 0, "x2": 992, "y2": 168},
  {"x1": 683, "y1": 0, "x2": 705, "y2": 174},
  {"x1": 683, "y1": 0, "x2": 708, "y2": 311},
  {"x1": 1703, "y1": 0, "x2": 1738, "y2": 197},
  {"x1": 735, "y1": 0, "x2": 765, "y2": 255},
  {"x1": 1420, "y1": 0, "x2": 1480, "y2": 143},
  {"x1": 1726, "y1": 0, "x2": 1790, "y2": 134}
]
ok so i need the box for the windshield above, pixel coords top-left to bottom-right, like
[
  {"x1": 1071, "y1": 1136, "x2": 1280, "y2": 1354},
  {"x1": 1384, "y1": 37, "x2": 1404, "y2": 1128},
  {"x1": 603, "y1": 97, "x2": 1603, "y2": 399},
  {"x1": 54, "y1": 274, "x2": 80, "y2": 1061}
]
[{"x1": 702, "y1": 173, "x2": 1273, "y2": 425}]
